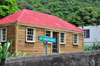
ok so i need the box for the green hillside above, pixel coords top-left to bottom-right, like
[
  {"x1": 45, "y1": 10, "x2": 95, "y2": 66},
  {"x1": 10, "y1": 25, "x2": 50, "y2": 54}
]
[{"x1": 1, "y1": 0, "x2": 100, "y2": 26}]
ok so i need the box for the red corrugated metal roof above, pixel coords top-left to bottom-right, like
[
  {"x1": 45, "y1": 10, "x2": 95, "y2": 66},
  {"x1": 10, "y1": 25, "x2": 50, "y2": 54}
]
[{"x1": 0, "y1": 9, "x2": 84, "y2": 32}]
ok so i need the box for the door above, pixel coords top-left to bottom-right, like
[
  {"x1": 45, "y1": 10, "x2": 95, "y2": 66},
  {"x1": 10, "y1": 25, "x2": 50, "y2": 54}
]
[{"x1": 52, "y1": 32, "x2": 59, "y2": 53}]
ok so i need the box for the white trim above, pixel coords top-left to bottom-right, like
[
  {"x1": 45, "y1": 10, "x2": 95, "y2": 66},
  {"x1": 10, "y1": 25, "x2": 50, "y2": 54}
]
[
  {"x1": 26, "y1": 27, "x2": 36, "y2": 42},
  {"x1": 45, "y1": 30, "x2": 52, "y2": 37},
  {"x1": 73, "y1": 34, "x2": 78, "y2": 45},
  {"x1": 60, "y1": 32, "x2": 66, "y2": 44},
  {"x1": 45, "y1": 30, "x2": 52, "y2": 43},
  {"x1": 1, "y1": 28, "x2": 7, "y2": 42}
]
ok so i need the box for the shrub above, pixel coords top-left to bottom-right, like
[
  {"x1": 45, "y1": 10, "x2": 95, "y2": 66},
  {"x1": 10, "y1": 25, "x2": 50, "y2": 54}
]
[
  {"x1": 84, "y1": 45, "x2": 92, "y2": 51},
  {"x1": 84, "y1": 42, "x2": 100, "y2": 51},
  {"x1": 0, "y1": 40, "x2": 27, "y2": 63}
]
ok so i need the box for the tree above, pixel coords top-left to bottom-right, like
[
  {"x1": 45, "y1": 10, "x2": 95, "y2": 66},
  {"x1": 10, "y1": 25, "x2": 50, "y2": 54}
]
[
  {"x1": 68, "y1": 7, "x2": 98, "y2": 26},
  {"x1": 15, "y1": 0, "x2": 100, "y2": 23},
  {"x1": 0, "y1": 0, "x2": 20, "y2": 19}
]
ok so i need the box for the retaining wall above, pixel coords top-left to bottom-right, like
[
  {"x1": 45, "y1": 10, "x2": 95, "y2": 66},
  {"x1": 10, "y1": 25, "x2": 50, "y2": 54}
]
[{"x1": 3, "y1": 50, "x2": 100, "y2": 66}]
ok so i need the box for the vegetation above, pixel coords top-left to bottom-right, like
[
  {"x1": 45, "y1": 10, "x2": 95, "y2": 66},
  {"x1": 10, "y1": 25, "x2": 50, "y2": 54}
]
[
  {"x1": 68, "y1": 7, "x2": 99, "y2": 26},
  {"x1": 84, "y1": 42, "x2": 100, "y2": 51},
  {"x1": 15, "y1": 0, "x2": 100, "y2": 26},
  {"x1": 0, "y1": 0, "x2": 20, "y2": 19},
  {"x1": 0, "y1": 40, "x2": 27, "y2": 63},
  {"x1": 1, "y1": 0, "x2": 100, "y2": 26}
]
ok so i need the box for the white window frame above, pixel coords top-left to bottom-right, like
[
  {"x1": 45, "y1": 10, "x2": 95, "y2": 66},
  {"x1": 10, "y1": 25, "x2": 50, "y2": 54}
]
[
  {"x1": 26, "y1": 27, "x2": 35, "y2": 42},
  {"x1": 60, "y1": 32, "x2": 66, "y2": 44},
  {"x1": 84, "y1": 29, "x2": 90, "y2": 38},
  {"x1": 1, "y1": 28, "x2": 7, "y2": 42},
  {"x1": 45, "y1": 30, "x2": 52, "y2": 38},
  {"x1": 45, "y1": 30, "x2": 52, "y2": 43},
  {"x1": 73, "y1": 34, "x2": 78, "y2": 45}
]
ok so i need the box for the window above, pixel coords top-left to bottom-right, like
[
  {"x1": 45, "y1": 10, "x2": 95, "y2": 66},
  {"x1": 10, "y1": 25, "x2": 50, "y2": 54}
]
[
  {"x1": 74, "y1": 34, "x2": 78, "y2": 45},
  {"x1": 45, "y1": 30, "x2": 52, "y2": 43},
  {"x1": 60, "y1": 33, "x2": 65, "y2": 44},
  {"x1": 46, "y1": 31, "x2": 51, "y2": 37},
  {"x1": 27, "y1": 28, "x2": 35, "y2": 42},
  {"x1": 1, "y1": 28, "x2": 7, "y2": 42},
  {"x1": 84, "y1": 29, "x2": 90, "y2": 38}
]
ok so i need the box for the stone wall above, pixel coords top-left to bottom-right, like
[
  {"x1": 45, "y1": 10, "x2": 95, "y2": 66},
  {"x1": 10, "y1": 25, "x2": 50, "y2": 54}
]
[{"x1": 4, "y1": 50, "x2": 100, "y2": 66}]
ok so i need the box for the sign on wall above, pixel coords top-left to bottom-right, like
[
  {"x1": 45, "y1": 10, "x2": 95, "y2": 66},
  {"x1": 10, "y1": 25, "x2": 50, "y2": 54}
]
[
  {"x1": 39, "y1": 36, "x2": 56, "y2": 55},
  {"x1": 39, "y1": 36, "x2": 56, "y2": 43}
]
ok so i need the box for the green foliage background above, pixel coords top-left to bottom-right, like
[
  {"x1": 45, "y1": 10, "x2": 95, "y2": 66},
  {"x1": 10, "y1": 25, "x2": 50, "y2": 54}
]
[
  {"x1": 0, "y1": 0, "x2": 20, "y2": 18},
  {"x1": 1, "y1": 0, "x2": 100, "y2": 26}
]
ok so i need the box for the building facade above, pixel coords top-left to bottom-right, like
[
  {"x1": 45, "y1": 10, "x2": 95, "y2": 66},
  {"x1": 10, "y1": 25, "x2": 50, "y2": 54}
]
[
  {"x1": 79, "y1": 25, "x2": 100, "y2": 46},
  {"x1": 0, "y1": 9, "x2": 84, "y2": 55}
]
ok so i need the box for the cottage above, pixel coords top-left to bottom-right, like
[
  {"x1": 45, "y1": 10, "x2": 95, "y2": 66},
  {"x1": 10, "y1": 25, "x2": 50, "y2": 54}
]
[{"x1": 0, "y1": 9, "x2": 84, "y2": 55}]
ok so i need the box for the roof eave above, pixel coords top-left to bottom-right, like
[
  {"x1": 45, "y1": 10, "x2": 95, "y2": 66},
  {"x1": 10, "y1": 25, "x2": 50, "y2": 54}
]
[
  {"x1": 17, "y1": 22, "x2": 84, "y2": 33},
  {"x1": 0, "y1": 22, "x2": 84, "y2": 33}
]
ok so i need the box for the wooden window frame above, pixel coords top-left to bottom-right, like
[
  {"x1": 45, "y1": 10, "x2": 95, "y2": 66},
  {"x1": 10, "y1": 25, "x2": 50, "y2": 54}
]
[
  {"x1": 1, "y1": 28, "x2": 7, "y2": 42},
  {"x1": 60, "y1": 32, "x2": 66, "y2": 44},
  {"x1": 26, "y1": 27, "x2": 36, "y2": 43},
  {"x1": 73, "y1": 34, "x2": 78, "y2": 45}
]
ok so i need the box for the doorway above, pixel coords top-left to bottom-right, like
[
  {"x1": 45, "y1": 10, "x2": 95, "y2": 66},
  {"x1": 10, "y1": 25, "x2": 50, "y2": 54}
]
[{"x1": 52, "y1": 32, "x2": 59, "y2": 53}]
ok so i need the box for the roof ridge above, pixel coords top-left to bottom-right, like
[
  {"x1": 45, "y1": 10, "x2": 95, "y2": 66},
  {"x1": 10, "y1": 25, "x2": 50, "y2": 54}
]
[
  {"x1": 25, "y1": 9, "x2": 57, "y2": 17},
  {"x1": 16, "y1": 9, "x2": 25, "y2": 22}
]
